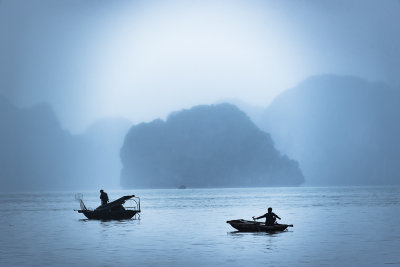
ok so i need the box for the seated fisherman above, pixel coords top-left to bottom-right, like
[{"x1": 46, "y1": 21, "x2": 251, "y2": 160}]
[
  {"x1": 253, "y1": 207, "x2": 281, "y2": 226},
  {"x1": 100, "y1": 189, "x2": 109, "y2": 205}
]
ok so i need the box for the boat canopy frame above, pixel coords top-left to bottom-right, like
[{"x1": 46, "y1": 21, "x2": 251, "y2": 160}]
[{"x1": 75, "y1": 194, "x2": 141, "y2": 213}]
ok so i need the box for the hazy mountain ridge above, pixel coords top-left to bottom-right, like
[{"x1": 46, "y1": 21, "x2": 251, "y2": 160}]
[
  {"x1": 120, "y1": 103, "x2": 304, "y2": 188},
  {"x1": 2, "y1": 74, "x2": 397, "y2": 190},
  {"x1": 0, "y1": 97, "x2": 131, "y2": 191},
  {"x1": 215, "y1": 98, "x2": 265, "y2": 125},
  {"x1": 0, "y1": 98, "x2": 74, "y2": 190},
  {"x1": 259, "y1": 74, "x2": 400, "y2": 185}
]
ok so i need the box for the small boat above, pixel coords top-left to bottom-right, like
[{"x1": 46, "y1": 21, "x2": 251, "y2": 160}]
[
  {"x1": 227, "y1": 219, "x2": 293, "y2": 232},
  {"x1": 75, "y1": 194, "x2": 141, "y2": 220}
]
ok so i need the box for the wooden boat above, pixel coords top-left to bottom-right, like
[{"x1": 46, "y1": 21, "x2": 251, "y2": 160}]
[
  {"x1": 226, "y1": 219, "x2": 293, "y2": 232},
  {"x1": 75, "y1": 194, "x2": 140, "y2": 220}
]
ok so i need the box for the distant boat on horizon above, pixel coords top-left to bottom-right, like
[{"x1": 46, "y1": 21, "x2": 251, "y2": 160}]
[{"x1": 178, "y1": 185, "x2": 187, "y2": 189}]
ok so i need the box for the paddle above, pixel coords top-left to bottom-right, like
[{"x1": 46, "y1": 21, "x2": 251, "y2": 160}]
[{"x1": 252, "y1": 216, "x2": 293, "y2": 227}]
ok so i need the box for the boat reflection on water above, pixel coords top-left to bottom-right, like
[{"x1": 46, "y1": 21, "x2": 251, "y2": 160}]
[{"x1": 75, "y1": 194, "x2": 141, "y2": 220}]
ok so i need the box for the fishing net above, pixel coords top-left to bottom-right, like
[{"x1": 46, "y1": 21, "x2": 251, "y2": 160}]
[
  {"x1": 127, "y1": 198, "x2": 141, "y2": 219},
  {"x1": 75, "y1": 193, "x2": 87, "y2": 210},
  {"x1": 125, "y1": 199, "x2": 138, "y2": 210}
]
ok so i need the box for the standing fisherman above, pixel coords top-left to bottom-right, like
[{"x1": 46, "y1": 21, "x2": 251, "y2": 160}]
[{"x1": 100, "y1": 189, "x2": 109, "y2": 205}]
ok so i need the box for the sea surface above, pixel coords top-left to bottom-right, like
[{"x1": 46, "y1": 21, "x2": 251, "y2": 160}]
[{"x1": 0, "y1": 186, "x2": 399, "y2": 266}]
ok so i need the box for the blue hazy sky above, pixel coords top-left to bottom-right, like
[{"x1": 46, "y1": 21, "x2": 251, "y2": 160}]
[{"x1": 1, "y1": 0, "x2": 399, "y2": 132}]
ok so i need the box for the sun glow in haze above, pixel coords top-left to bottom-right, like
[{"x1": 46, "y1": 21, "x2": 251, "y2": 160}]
[
  {"x1": 2, "y1": 0, "x2": 399, "y2": 132},
  {"x1": 87, "y1": 1, "x2": 307, "y2": 123}
]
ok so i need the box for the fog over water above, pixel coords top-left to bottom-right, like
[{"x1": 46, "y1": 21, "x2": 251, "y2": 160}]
[{"x1": 0, "y1": 1, "x2": 399, "y2": 188}]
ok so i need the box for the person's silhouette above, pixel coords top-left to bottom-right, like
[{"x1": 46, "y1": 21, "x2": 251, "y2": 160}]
[
  {"x1": 100, "y1": 189, "x2": 109, "y2": 205},
  {"x1": 253, "y1": 207, "x2": 281, "y2": 226}
]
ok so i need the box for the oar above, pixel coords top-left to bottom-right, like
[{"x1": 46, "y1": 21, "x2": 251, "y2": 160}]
[
  {"x1": 253, "y1": 216, "x2": 294, "y2": 227},
  {"x1": 251, "y1": 217, "x2": 262, "y2": 225}
]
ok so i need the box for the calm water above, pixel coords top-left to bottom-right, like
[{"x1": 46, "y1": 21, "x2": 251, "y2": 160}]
[{"x1": 0, "y1": 187, "x2": 399, "y2": 266}]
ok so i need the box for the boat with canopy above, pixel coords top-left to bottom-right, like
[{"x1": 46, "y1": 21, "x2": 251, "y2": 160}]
[{"x1": 75, "y1": 194, "x2": 141, "y2": 220}]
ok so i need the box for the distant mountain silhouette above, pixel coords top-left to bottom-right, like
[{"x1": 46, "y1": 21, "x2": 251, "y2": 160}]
[
  {"x1": 0, "y1": 97, "x2": 131, "y2": 191},
  {"x1": 259, "y1": 75, "x2": 400, "y2": 185},
  {"x1": 120, "y1": 103, "x2": 304, "y2": 188},
  {"x1": 0, "y1": 97, "x2": 75, "y2": 191},
  {"x1": 215, "y1": 98, "x2": 265, "y2": 125},
  {"x1": 80, "y1": 117, "x2": 132, "y2": 189}
]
